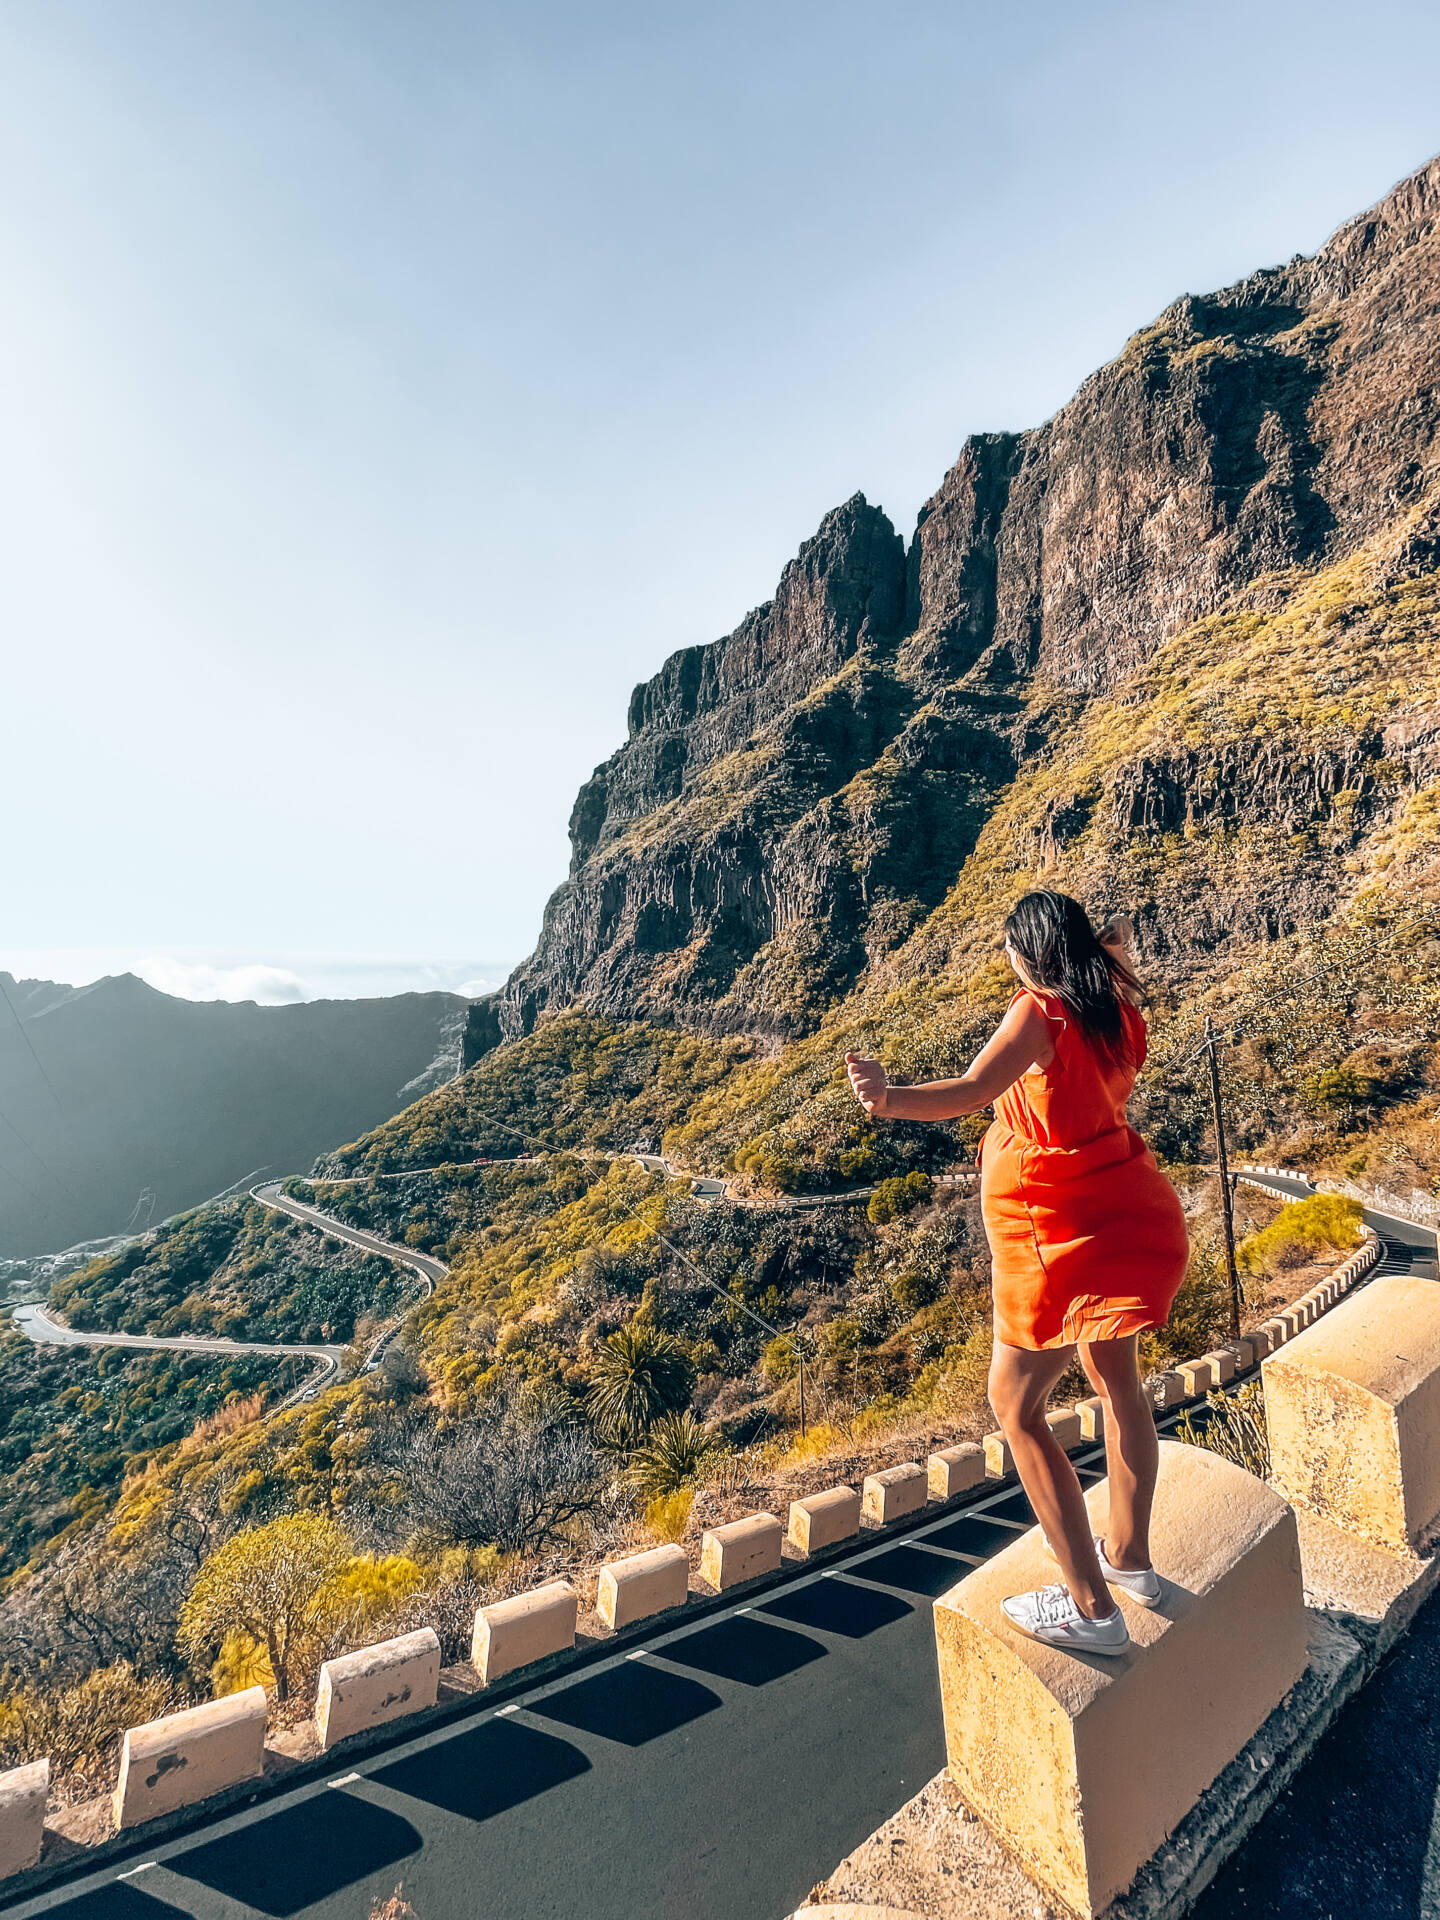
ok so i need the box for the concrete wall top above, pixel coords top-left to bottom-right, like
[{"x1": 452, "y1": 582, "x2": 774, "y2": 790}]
[
  {"x1": 936, "y1": 1442, "x2": 1300, "y2": 1718},
  {"x1": 1266, "y1": 1276, "x2": 1440, "y2": 1406},
  {"x1": 933, "y1": 1442, "x2": 1306, "y2": 1916}
]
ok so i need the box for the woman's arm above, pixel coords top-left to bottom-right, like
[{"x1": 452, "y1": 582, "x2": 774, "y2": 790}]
[{"x1": 845, "y1": 994, "x2": 1057, "y2": 1122}]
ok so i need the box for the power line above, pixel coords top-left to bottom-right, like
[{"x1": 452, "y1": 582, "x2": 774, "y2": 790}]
[
  {"x1": 0, "y1": 974, "x2": 68, "y2": 1121},
  {"x1": 426, "y1": 1107, "x2": 821, "y2": 1427},
  {"x1": 0, "y1": 1101, "x2": 75, "y2": 1199},
  {"x1": 0, "y1": 1146, "x2": 49, "y2": 1210}
]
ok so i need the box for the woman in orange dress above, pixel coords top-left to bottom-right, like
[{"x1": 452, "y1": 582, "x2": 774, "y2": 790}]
[{"x1": 845, "y1": 889, "x2": 1188, "y2": 1656}]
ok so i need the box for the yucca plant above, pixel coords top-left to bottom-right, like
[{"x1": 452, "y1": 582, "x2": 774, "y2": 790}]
[
  {"x1": 586, "y1": 1322, "x2": 695, "y2": 1451},
  {"x1": 629, "y1": 1412, "x2": 721, "y2": 1496}
]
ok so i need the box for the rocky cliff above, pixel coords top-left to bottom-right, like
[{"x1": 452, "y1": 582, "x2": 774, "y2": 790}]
[{"x1": 467, "y1": 155, "x2": 1440, "y2": 1061}]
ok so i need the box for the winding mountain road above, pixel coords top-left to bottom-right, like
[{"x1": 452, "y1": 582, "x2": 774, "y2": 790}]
[
  {"x1": 9, "y1": 1182, "x2": 451, "y2": 1406},
  {"x1": 10, "y1": 1303, "x2": 345, "y2": 1372},
  {"x1": 6, "y1": 1146, "x2": 904, "y2": 1402}
]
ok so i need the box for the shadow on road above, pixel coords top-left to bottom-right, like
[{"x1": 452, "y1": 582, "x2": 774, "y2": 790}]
[
  {"x1": 534, "y1": 1659, "x2": 722, "y2": 1746},
  {"x1": 173, "y1": 1790, "x2": 421, "y2": 1916},
  {"x1": 984, "y1": 1488, "x2": 1038, "y2": 1524},
  {"x1": 371, "y1": 1716, "x2": 590, "y2": 1823},
  {"x1": 759, "y1": 1578, "x2": 912, "y2": 1639},
  {"x1": 35, "y1": 1887, "x2": 189, "y2": 1920},
  {"x1": 661, "y1": 1616, "x2": 826, "y2": 1687},
  {"x1": 853, "y1": 1544, "x2": 973, "y2": 1598},
  {"x1": 924, "y1": 1514, "x2": 1023, "y2": 1559}
]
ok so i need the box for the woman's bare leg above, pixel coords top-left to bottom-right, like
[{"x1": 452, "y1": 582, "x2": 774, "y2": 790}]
[
  {"x1": 1079, "y1": 1335, "x2": 1158, "y2": 1572},
  {"x1": 988, "y1": 1337, "x2": 1114, "y2": 1619}
]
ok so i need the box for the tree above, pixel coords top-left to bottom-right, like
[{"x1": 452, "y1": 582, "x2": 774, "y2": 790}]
[
  {"x1": 866, "y1": 1172, "x2": 932, "y2": 1226},
  {"x1": 586, "y1": 1323, "x2": 695, "y2": 1450},
  {"x1": 177, "y1": 1514, "x2": 352, "y2": 1702},
  {"x1": 387, "y1": 1387, "x2": 608, "y2": 1555}
]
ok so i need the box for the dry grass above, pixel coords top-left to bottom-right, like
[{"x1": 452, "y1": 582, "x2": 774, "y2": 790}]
[{"x1": 182, "y1": 1393, "x2": 266, "y2": 1452}]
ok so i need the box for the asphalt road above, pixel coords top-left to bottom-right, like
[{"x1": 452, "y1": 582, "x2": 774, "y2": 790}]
[
  {"x1": 1193, "y1": 1579, "x2": 1440, "y2": 1920},
  {"x1": 11, "y1": 1302, "x2": 345, "y2": 1369},
  {"x1": 9, "y1": 1186, "x2": 441, "y2": 1402},
  {"x1": 6, "y1": 1473, "x2": 1068, "y2": 1920},
  {"x1": 249, "y1": 1185, "x2": 448, "y2": 1285}
]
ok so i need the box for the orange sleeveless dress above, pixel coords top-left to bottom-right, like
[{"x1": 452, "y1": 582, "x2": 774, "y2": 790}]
[{"x1": 980, "y1": 988, "x2": 1188, "y2": 1350}]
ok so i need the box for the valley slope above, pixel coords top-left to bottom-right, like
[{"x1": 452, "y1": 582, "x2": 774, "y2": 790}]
[{"x1": 0, "y1": 975, "x2": 469, "y2": 1258}]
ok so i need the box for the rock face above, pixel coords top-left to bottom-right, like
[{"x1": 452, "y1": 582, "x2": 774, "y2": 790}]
[{"x1": 467, "y1": 155, "x2": 1440, "y2": 1059}]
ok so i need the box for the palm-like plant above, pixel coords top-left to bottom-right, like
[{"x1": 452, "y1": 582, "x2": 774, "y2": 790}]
[
  {"x1": 629, "y1": 1411, "x2": 721, "y2": 1496},
  {"x1": 586, "y1": 1322, "x2": 695, "y2": 1451}
]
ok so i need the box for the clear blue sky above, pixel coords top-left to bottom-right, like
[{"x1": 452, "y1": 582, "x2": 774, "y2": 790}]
[{"x1": 5, "y1": 0, "x2": 1439, "y2": 996}]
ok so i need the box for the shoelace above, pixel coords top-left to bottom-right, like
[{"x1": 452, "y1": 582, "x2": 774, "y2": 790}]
[{"x1": 1029, "y1": 1583, "x2": 1084, "y2": 1627}]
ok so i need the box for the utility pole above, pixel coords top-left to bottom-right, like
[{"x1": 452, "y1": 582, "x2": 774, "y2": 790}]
[{"x1": 1203, "y1": 1015, "x2": 1242, "y2": 1340}]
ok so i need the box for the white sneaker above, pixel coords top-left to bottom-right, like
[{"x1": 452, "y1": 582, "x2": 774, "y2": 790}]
[
  {"x1": 1094, "y1": 1537, "x2": 1162, "y2": 1607},
  {"x1": 1042, "y1": 1533, "x2": 1163, "y2": 1608},
  {"x1": 1000, "y1": 1583, "x2": 1130, "y2": 1655}
]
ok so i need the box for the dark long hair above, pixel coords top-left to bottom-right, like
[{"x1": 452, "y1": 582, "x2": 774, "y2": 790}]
[{"x1": 1002, "y1": 890, "x2": 1140, "y2": 1068}]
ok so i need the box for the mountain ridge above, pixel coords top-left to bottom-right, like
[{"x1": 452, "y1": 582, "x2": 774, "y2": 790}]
[{"x1": 0, "y1": 974, "x2": 471, "y2": 1258}]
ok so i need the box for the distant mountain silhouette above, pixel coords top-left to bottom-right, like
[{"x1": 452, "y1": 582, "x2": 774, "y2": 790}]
[{"x1": 0, "y1": 973, "x2": 468, "y2": 1257}]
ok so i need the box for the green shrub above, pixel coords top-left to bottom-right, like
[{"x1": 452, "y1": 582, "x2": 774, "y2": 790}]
[
  {"x1": 587, "y1": 1324, "x2": 695, "y2": 1451},
  {"x1": 645, "y1": 1487, "x2": 694, "y2": 1541},
  {"x1": 1237, "y1": 1194, "x2": 1363, "y2": 1278},
  {"x1": 1302, "y1": 1068, "x2": 1374, "y2": 1114},
  {"x1": 867, "y1": 1172, "x2": 932, "y2": 1225},
  {"x1": 761, "y1": 1335, "x2": 800, "y2": 1384},
  {"x1": 892, "y1": 1262, "x2": 944, "y2": 1315}
]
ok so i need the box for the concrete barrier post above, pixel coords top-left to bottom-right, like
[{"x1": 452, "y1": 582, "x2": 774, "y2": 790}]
[
  {"x1": 1150, "y1": 1372, "x2": 1186, "y2": 1408},
  {"x1": 928, "y1": 1443, "x2": 985, "y2": 1502},
  {"x1": 933, "y1": 1442, "x2": 1307, "y2": 1919},
  {"x1": 0, "y1": 1760, "x2": 47, "y2": 1879},
  {"x1": 597, "y1": 1544, "x2": 689, "y2": 1627},
  {"x1": 1265, "y1": 1276, "x2": 1440, "y2": 1554},
  {"x1": 787, "y1": 1487, "x2": 861, "y2": 1555},
  {"x1": 1074, "y1": 1397, "x2": 1105, "y2": 1441},
  {"x1": 1044, "y1": 1409, "x2": 1082, "y2": 1449},
  {"x1": 862, "y1": 1464, "x2": 927, "y2": 1526},
  {"x1": 1176, "y1": 1358, "x2": 1216, "y2": 1397},
  {"x1": 316, "y1": 1628, "x2": 440, "y2": 1751},
  {"x1": 115, "y1": 1688, "x2": 268, "y2": 1829},
  {"x1": 472, "y1": 1580, "x2": 577, "y2": 1686},
  {"x1": 983, "y1": 1431, "x2": 1013, "y2": 1476},
  {"x1": 699, "y1": 1513, "x2": 783, "y2": 1591},
  {"x1": 1201, "y1": 1350, "x2": 1237, "y2": 1385}
]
